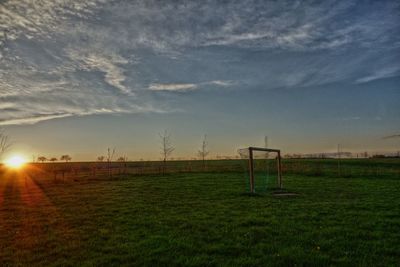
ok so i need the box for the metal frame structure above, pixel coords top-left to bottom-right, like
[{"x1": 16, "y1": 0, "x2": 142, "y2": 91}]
[{"x1": 247, "y1": 146, "x2": 282, "y2": 193}]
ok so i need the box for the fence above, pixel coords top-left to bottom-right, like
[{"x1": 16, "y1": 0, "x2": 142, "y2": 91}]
[{"x1": 3, "y1": 158, "x2": 398, "y2": 181}]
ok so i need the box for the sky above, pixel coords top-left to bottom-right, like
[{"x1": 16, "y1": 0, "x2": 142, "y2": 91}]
[{"x1": 0, "y1": 0, "x2": 399, "y2": 161}]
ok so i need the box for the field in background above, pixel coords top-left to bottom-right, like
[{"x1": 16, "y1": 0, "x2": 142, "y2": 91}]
[
  {"x1": 10, "y1": 158, "x2": 400, "y2": 181},
  {"x1": 0, "y1": 159, "x2": 399, "y2": 266}
]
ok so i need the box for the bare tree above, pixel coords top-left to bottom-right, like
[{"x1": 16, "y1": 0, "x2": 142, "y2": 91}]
[
  {"x1": 0, "y1": 128, "x2": 12, "y2": 161},
  {"x1": 107, "y1": 148, "x2": 115, "y2": 177},
  {"x1": 117, "y1": 156, "x2": 128, "y2": 174},
  {"x1": 117, "y1": 156, "x2": 127, "y2": 162},
  {"x1": 107, "y1": 148, "x2": 115, "y2": 162},
  {"x1": 60, "y1": 155, "x2": 72, "y2": 162},
  {"x1": 159, "y1": 130, "x2": 174, "y2": 173},
  {"x1": 38, "y1": 156, "x2": 47, "y2": 162},
  {"x1": 197, "y1": 134, "x2": 209, "y2": 169}
]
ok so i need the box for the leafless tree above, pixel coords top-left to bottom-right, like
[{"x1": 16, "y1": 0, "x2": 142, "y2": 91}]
[
  {"x1": 94, "y1": 155, "x2": 105, "y2": 178},
  {"x1": 0, "y1": 128, "x2": 12, "y2": 161},
  {"x1": 107, "y1": 148, "x2": 115, "y2": 177},
  {"x1": 159, "y1": 130, "x2": 174, "y2": 173},
  {"x1": 60, "y1": 155, "x2": 72, "y2": 162},
  {"x1": 38, "y1": 156, "x2": 47, "y2": 162},
  {"x1": 197, "y1": 134, "x2": 209, "y2": 169},
  {"x1": 117, "y1": 156, "x2": 127, "y2": 162},
  {"x1": 117, "y1": 156, "x2": 128, "y2": 174},
  {"x1": 107, "y1": 148, "x2": 115, "y2": 162}
]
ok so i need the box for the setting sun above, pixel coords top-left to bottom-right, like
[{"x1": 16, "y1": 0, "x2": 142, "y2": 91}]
[{"x1": 5, "y1": 155, "x2": 27, "y2": 169}]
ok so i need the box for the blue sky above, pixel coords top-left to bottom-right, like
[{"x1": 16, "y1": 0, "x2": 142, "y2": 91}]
[{"x1": 0, "y1": 0, "x2": 399, "y2": 160}]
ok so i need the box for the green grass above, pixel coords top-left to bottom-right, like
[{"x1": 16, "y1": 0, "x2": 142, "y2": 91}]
[{"x1": 1, "y1": 159, "x2": 400, "y2": 266}]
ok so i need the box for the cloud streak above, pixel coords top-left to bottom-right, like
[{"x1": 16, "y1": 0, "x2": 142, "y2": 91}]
[
  {"x1": 356, "y1": 67, "x2": 400, "y2": 83},
  {"x1": 148, "y1": 80, "x2": 235, "y2": 92},
  {"x1": 149, "y1": 83, "x2": 197, "y2": 92},
  {"x1": 0, "y1": 113, "x2": 74, "y2": 126},
  {"x1": 382, "y1": 134, "x2": 400, "y2": 140}
]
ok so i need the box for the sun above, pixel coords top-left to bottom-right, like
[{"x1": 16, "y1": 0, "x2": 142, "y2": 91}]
[{"x1": 5, "y1": 155, "x2": 27, "y2": 169}]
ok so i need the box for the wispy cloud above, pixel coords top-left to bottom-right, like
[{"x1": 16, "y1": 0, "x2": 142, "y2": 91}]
[
  {"x1": 0, "y1": 0, "x2": 105, "y2": 39},
  {"x1": 382, "y1": 134, "x2": 400, "y2": 140},
  {"x1": 341, "y1": 116, "x2": 361, "y2": 121},
  {"x1": 207, "y1": 80, "x2": 235, "y2": 87},
  {"x1": 149, "y1": 83, "x2": 197, "y2": 92},
  {"x1": 148, "y1": 80, "x2": 235, "y2": 92},
  {"x1": 355, "y1": 67, "x2": 400, "y2": 83},
  {"x1": 0, "y1": 100, "x2": 165, "y2": 125},
  {"x1": 66, "y1": 49, "x2": 132, "y2": 95},
  {"x1": 0, "y1": 113, "x2": 74, "y2": 126},
  {"x1": 0, "y1": 0, "x2": 399, "y2": 125}
]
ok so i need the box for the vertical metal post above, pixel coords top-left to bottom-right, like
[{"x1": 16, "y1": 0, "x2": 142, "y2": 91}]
[
  {"x1": 249, "y1": 147, "x2": 255, "y2": 193},
  {"x1": 277, "y1": 151, "x2": 282, "y2": 189}
]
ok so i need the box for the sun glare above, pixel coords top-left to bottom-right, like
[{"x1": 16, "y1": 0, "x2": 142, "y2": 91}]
[{"x1": 5, "y1": 155, "x2": 26, "y2": 169}]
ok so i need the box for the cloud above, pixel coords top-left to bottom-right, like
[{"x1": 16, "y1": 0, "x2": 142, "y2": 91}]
[
  {"x1": 0, "y1": 113, "x2": 74, "y2": 126},
  {"x1": 204, "y1": 23, "x2": 315, "y2": 49},
  {"x1": 0, "y1": 98, "x2": 165, "y2": 125},
  {"x1": 0, "y1": 0, "x2": 399, "y2": 125},
  {"x1": 355, "y1": 67, "x2": 400, "y2": 83},
  {"x1": 149, "y1": 83, "x2": 197, "y2": 92},
  {"x1": 207, "y1": 80, "x2": 235, "y2": 87},
  {"x1": 382, "y1": 134, "x2": 400, "y2": 140},
  {"x1": 197, "y1": 1, "x2": 399, "y2": 51},
  {"x1": 148, "y1": 80, "x2": 235, "y2": 92},
  {"x1": 341, "y1": 116, "x2": 361, "y2": 121},
  {"x1": 66, "y1": 49, "x2": 131, "y2": 95},
  {"x1": 0, "y1": 0, "x2": 105, "y2": 40}
]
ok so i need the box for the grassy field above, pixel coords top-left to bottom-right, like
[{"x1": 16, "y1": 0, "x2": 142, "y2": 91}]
[{"x1": 0, "y1": 159, "x2": 400, "y2": 266}]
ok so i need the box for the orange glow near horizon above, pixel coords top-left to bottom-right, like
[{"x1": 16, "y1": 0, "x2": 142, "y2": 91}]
[{"x1": 4, "y1": 155, "x2": 27, "y2": 169}]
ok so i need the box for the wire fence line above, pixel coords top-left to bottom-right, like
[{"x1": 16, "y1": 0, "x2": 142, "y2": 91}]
[{"x1": 2, "y1": 158, "x2": 398, "y2": 182}]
